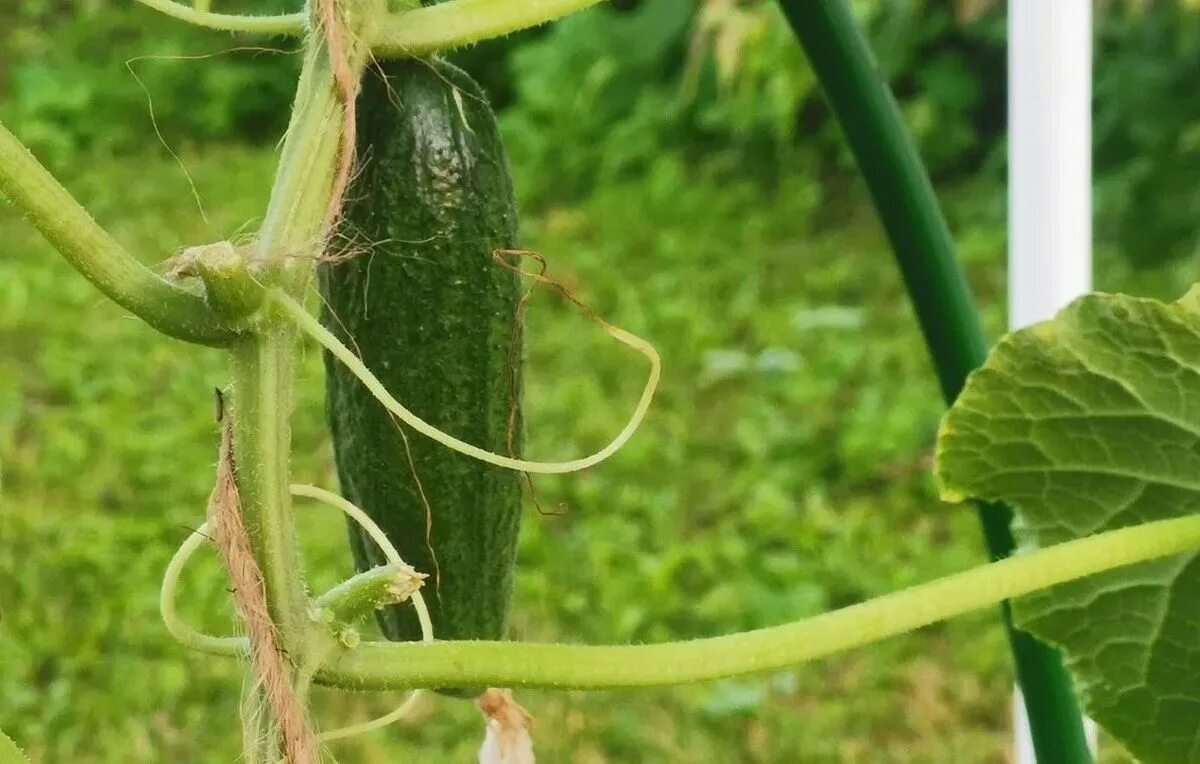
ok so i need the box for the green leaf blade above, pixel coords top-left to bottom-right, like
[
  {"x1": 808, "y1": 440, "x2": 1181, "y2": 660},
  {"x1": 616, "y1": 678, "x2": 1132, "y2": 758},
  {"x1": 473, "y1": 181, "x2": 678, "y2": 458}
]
[
  {"x1": 0, "y1": 728, "x2": 29, "y2": 764},
  {"x1": 936, "y1": 289, "x2": 1200, "y2": 764}
]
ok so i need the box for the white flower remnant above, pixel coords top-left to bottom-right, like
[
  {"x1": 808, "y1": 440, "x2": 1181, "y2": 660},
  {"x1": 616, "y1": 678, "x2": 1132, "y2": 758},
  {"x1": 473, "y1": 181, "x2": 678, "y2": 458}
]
[
  {"x1": 477, "y1": 689, "x2": 534, "y2": 764},
  {"x1": 385, "y1": 562, "x2": 427, "y2": 605}
]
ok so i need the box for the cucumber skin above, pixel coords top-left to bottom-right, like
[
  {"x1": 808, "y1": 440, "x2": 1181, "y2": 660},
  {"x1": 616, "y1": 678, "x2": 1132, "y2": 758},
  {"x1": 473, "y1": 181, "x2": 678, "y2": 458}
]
[{"x1": 320, "y1": 59, "x2": 522, "y2": 646}]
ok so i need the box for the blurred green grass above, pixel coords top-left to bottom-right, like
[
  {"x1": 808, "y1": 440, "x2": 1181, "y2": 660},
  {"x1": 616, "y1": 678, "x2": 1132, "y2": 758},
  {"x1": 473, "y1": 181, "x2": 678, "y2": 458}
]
[{"x1": 2, "y1": 143, "x2": 1172, "y2": 762}]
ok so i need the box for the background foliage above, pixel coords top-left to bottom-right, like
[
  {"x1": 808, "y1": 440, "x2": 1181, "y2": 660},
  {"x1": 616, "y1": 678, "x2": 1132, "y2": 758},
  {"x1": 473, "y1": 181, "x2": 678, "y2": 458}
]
[
  {"x1": 6, "y1": 0, "x2": 1200, "y2": 267},
  {"x1": 1, "y1": 0, "x2": 1199, "y2": 761}
]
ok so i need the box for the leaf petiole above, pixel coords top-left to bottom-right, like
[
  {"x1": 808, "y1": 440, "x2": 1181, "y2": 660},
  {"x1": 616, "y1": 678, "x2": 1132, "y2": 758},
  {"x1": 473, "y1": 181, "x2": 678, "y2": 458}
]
[
  {"x1": 132, "y1": 0, "x2": 306, "y2": 35},
  {"x1": 0, "y1": 119, "x2": 239, "y2": 345},
  {"x1": 371, "y1": 0, "x2": 606, "y2": 58}
]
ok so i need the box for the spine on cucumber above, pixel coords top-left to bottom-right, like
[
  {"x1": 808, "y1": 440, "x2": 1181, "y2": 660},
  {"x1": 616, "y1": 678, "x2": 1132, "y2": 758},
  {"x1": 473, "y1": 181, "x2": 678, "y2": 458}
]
[{"x1": 319, "y1": 58, "x2": 523, "y2": 653}]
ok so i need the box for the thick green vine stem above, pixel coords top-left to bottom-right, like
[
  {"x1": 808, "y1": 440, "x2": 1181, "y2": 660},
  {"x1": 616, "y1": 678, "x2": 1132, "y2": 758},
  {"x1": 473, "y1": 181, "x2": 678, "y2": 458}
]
[
  {"x1": 371, "y1": 0, "x2": 606, "y2": 58},
  {"x1": 228, "y1": 329, "x2": 311, "y2": 660},
  {"x1": 256, "y1": 40, "x2": 358, "y2": 274},
  {"x1": 227, "y1": 0, "x2": 378, "y2": 660},
  {"x1": 316, "y1": 513, "x2": 1200, "y2": 691},
  {"x1": 0, "y1": 119, "x2": 240, "y2": 346}
]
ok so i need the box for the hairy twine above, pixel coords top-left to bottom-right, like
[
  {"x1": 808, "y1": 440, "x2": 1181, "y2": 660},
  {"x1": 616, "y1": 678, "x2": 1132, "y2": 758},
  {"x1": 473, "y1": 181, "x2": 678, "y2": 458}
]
[
  {"x1": 318, "y1": 0, "x2": 359, "y2": 234},
  {"x1": 209, "y1": 418, "x2": 317, "y2": 764}
]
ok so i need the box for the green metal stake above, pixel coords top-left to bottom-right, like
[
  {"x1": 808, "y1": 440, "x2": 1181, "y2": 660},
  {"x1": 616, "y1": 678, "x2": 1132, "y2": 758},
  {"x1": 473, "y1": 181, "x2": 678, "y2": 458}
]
[{"x1": 773, "y1": 1, "x2": 1092, "y2": 761}]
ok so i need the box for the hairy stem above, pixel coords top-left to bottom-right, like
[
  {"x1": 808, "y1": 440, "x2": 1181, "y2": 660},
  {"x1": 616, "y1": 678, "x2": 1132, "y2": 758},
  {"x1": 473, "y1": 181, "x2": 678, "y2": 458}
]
[
  {"x1": 316, "y1": 513, "x2": 1200, "y2": 690},
  {"x1": 0, "y1": 119, "x2": 238, "y2": 346},
  {"x1": 229, "y1": 330, "x2": 309, "y2": 656},
  {"x1": 258, "y1": 44, "x2": 342, "y2": 272},
  {"x1": 226, "y1": 8, "x2": 373, "y2": 657},
  {"x1": 258, "y1": 20, "x2": 370, "y2": 278},
  {"x1": 371, "y1": 0, "x2": 605, "y2": 58}
]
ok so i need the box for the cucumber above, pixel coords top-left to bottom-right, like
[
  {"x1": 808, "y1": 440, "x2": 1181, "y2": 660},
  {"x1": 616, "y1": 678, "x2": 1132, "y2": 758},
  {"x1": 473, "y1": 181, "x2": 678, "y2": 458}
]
[{"x1": 319, "y1": 59, "x2": 522, "y2": 652}]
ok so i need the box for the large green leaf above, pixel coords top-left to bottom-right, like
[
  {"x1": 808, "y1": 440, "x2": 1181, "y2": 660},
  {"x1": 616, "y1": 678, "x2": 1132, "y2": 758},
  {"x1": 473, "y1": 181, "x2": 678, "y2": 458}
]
[
  {"x1": 0, "y1": 728, "x2": 28, "y2": 764},
  {"x1": 936, "y1": 288, "x2": 1200, "y2": 764}
]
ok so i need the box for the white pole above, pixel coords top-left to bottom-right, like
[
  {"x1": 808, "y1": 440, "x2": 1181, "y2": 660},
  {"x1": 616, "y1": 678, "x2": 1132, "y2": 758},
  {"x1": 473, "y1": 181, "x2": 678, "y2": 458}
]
[
  {"x1": 1008, "y1": 0, "x2": 1097, "y2": 760},
  {"x1": 1009, "y1": 0, "x2": 1092, "y2": 326}
]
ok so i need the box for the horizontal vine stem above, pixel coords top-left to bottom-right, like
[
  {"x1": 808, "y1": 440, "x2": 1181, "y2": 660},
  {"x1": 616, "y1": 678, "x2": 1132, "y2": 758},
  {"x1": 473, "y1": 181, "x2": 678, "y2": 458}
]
[
  {"x1": 317, "y1": 513, "x2": 1200, "y2": 691},
  {"x1": 371, "y1": 0, "x2": 604, "y2": 58},
  {"x1": 133, "y1": 0, "x2": 306, "y2": 34},
  {"x1": 0, "y1": 119, "x2": 238, "y2": 346}
]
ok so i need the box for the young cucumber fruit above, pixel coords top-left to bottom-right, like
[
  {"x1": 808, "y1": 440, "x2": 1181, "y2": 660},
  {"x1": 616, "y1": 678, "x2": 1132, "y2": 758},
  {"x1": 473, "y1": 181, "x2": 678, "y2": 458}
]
[{"x1": 320, "y1": 58, "x2": 523, "y2": 655}]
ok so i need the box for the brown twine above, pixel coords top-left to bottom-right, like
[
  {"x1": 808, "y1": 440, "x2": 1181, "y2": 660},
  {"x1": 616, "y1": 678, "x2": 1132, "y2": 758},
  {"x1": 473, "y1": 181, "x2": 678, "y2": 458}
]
[
  {"x1": 390, "y1": 412, "x2": 444, "y2": 600},
  {"x1": 318, "y1": 0, "x2": 360, "y2": 235},
  {"x1": 496, "y1": 250, "x2": 559, "y2": 518},
  {"x1": 490, "y1": 250, "x2": 614, "y2": 328},
  {"x1": 501, "y1": 251, "x2": 545, "y2": 460},
  {"x1": 491, "y1": 248, "x2": 631, "y2": 519},
  {"x1": 209, "y1": 417, "x2": 317, "y2": 764}
]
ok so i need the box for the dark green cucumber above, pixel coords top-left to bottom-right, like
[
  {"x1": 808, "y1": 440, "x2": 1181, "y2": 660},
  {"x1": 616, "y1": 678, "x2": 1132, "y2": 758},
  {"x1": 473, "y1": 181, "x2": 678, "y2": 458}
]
[{"x1": 319, "y1": 59, "x2": 522, "y2": 653}]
